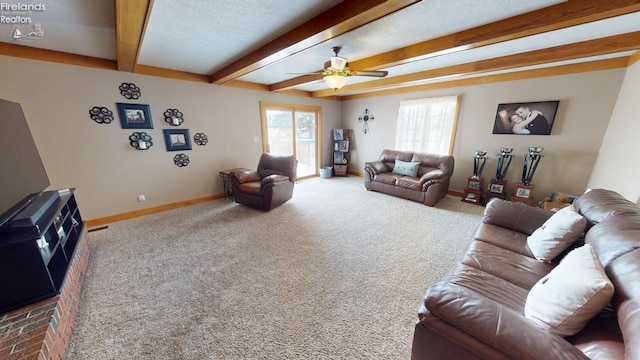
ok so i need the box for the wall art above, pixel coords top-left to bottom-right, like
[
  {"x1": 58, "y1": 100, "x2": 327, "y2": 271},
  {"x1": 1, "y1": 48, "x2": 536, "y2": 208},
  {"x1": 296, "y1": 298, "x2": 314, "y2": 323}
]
[
  {"x1": 173, "y1": 153, "x2": 190, "y2": 167},
  {"x1": 164, "y1": 108, "x2": 184, "y2": 126},
  {"x1": 194, "y1": 132, "x2": 208, "y2": 146},
  {"x1": 119, "y1": 83, "x2": 141, "y2": 100},
  {"x1": 129, "y1": 132, "x2": 153, "y2": 150},
  {"x1": 358, "y1": 108, "x2": 374, "y2": 134},
  {"x1": 117, "y1": 103, "x2": 153, "y2": 129},
  {"x1": 492, "y1": 101, "x2": 559, "y2": 135},
  {"x1": 89, "y1": 106, "x2": 114, "y2": 124},
  {"x1": 163, "y1": 129, "x2": 192, "y2": 151}
]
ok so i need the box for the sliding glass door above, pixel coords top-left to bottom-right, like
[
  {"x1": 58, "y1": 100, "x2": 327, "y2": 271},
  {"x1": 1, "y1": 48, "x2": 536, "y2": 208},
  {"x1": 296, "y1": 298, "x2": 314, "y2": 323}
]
[{"x1": 260, "y1": 102, "x2": 321, "y2": 178}]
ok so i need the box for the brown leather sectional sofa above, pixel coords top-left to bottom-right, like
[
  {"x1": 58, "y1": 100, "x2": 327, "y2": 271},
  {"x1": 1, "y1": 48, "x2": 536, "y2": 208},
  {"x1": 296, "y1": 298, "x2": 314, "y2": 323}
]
[
  {"x1": 411, "y1": 189, "x2": 640, "y2": 359},
  {"x1": 364, "y1": 149, "x2": 454, "y2": 206}
]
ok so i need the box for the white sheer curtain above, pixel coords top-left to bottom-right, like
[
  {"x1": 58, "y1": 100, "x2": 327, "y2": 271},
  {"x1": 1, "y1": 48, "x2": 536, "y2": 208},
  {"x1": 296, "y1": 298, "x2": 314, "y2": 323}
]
[{"x1": 395, "y1": 95, "x2": 459, "y2": 155}]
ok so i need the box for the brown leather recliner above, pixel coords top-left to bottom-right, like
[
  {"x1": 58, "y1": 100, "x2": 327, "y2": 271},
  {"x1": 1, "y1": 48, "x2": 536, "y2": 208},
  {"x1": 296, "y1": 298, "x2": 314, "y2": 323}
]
[{"x1": 229, "y1": 153, "x2": 296, "y2": 211}]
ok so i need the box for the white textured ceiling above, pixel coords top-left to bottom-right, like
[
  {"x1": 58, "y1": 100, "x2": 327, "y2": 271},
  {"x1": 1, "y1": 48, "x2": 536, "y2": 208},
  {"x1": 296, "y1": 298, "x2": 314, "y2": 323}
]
[{"x1": 1, "y1": 0, "x2": 639, "y2": 98}]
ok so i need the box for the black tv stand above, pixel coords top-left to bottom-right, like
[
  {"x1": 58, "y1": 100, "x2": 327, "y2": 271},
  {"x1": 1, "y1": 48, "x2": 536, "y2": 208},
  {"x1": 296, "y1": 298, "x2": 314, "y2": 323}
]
[{"x1": 0, "y1": 188, "x2": 84, "y2": 314}]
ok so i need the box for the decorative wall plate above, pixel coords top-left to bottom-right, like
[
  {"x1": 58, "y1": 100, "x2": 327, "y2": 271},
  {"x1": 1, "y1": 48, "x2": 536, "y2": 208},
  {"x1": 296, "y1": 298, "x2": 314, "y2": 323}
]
[
  {"x1": 164, "y1": 108, "x2": 184, "y2": 126},
  {"x1": 89, "y1": 106, "x2": 114, "y2": 124},
  {"x1": 194, "y1": 132, "x2": 208, "y2": 146},
  {"x1": 173, "y1": 153, "x2": 190, "y2": 167},
  {"x1": 129, "y1": 132, "x2": 153, "y2": 150},
  {"x1": 119, "y1": 83, "x2": 141, "y2": 100}
]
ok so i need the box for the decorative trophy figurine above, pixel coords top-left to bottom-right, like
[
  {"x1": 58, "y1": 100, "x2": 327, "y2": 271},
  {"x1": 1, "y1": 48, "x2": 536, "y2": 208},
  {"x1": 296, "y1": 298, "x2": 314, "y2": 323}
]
[
  {"x1": 521, "y1": 147, "x2": 544, "y2": 185},
  {"x1": 496, "y1": 148, "x2": 514, "y2": 181},
  {"x1": 462, "y1": 151, "x2": 488, "y2": 205},
  {"x1": 487, "y1": 148, "x2": 514, "y2": 201},
  {"x1": 512, "y1": 147, "x2": 544, "y2": 205}
]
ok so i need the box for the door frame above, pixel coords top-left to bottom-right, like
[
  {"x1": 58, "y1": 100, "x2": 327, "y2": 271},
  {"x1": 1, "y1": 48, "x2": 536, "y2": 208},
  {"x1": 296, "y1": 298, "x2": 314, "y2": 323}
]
[{"x1": 259, "y1": 101, "x2": 323, "y2": 179}]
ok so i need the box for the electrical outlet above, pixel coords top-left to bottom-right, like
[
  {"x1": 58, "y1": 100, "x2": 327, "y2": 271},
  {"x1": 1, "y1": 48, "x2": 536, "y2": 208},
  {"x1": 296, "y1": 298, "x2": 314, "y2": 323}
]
[
  {"x1": 253, "y1": 136, "x2": 260, "y2": 143},
  {"x1": 138, "y1": 194, "x2": 146, "y2": 202}
]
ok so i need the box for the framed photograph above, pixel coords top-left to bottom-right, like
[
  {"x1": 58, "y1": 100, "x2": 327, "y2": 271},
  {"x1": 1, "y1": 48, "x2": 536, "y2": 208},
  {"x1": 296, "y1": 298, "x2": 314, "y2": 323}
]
[
  {"x1": 516, "y1": 187, "x2": 531, "y2": 198},
  {"x1": 338, "y1": 140, "x2": 349, "y2": 152},
  {"x1": 334, "y1": 142, "x2": 339, "y2": 151},
  {"x1": 163, "y1": 129, "x2": 192, "y2": 151},
  {"x1": 333, "y1": 152, "x2": 344, "y2": 163},
  {"x1": 333, "y1": 128, "x2": 343, "y2": 140},
  {"x1": 117, "y1": 103, "x2": 153, "y2": 129},
  {"x1": 489, "y1": 184, "x2": 504, "y2": 193},
  {"x1": 468, "y1": 180, "x2": 481, "y2": 190},
  {"x1": 492, "y1": 100, "x2": 559, "y2": 135}
]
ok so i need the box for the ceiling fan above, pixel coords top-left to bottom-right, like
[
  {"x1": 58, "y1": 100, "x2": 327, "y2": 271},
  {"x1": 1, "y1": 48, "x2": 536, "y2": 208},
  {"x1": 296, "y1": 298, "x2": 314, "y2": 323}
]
[{"x1": 292, "y1": 47, "x2": 389, "y2": 90}]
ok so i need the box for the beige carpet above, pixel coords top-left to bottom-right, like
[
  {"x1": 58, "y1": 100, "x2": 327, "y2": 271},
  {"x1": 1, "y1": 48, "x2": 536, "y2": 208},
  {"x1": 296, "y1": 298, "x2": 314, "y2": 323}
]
[{"x1": 67, "y1": 176, "x2": 485, "y2": 359}]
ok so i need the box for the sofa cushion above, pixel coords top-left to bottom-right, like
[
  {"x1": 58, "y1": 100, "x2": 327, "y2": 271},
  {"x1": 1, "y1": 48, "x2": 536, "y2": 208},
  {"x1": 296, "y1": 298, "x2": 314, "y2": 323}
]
[
  {"x1": 373, "y1": 172, "x2": 401, "y2": 185},
  {"x1": 396, "y1": 176, "x2": 422, "y2": 191},
  {"x1": 524, "y1": 244, "x2": 614, "y2": 336},
  {"x1": 461, "y1": 241, "x2": 553, "y2": 290},
  {"x1": 392, "y1": 159, "x2": 420, "y2": 177},
  {"x1": 527, "y1": 205, "x2": 587, "y2": 262}
]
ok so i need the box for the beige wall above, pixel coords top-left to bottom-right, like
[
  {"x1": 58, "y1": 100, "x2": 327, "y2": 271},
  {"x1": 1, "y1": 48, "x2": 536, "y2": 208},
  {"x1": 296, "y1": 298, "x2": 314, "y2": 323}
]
[
  {"x1": 342, "y1": 69, "x2": 626, "y2": 204},
  {"x1": 0, "y1": 53, "x2": 633, "y2": 219},
  {"x1": 0, "y1": 56, "x2": 341, "y2": 219},
  {"x1": 588, "y1": 61, "x2": 640, "y2": 203}
]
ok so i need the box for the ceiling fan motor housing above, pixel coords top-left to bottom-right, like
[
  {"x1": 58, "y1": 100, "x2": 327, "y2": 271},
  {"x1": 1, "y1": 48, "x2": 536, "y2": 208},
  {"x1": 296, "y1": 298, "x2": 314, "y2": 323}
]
[{"x1": 330, "y1": 56, "x2": 348, "y2": 71}]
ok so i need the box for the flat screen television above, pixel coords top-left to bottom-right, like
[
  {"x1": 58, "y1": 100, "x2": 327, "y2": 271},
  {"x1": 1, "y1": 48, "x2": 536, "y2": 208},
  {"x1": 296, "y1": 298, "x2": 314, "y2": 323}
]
[{"x1": 0, "y1": 98, "x2": 51, "y2": 229}]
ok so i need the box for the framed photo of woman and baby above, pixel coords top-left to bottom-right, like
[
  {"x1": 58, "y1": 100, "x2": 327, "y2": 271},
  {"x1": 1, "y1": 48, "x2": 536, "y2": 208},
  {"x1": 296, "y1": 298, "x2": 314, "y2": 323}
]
[{"x1": 492, "y1": 101, "x2": 559, "y2": 135}]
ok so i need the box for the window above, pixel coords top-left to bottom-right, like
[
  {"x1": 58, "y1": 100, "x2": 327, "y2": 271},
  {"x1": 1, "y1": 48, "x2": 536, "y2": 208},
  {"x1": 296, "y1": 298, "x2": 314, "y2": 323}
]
[{"x1": 395, "y1": 95, "x2": 460, "y2": 155}]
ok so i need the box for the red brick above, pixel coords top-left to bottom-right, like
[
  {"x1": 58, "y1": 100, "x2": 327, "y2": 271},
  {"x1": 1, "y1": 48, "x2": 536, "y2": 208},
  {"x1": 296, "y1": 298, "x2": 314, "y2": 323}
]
[
  {"x1": 0, "y1": 325, "x2": 48, "y2": 351},
  {"x1": 11, "y1": 331, "x2": 46, "y2": 353}
]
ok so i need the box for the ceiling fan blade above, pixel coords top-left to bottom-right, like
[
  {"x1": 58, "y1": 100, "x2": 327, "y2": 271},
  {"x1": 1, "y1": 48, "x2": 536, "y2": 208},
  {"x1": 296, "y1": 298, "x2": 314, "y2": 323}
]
[
  {"x1": 349, "y1": 70, "x2": 388, "y2": 77},
  {"x1": 285, "y1": 72, "x2": 323, "y2": 76}
]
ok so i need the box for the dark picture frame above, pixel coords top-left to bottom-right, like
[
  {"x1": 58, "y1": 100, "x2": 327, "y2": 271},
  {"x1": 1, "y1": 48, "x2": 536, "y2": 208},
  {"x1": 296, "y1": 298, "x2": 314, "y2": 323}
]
[
  {"x1": 516, "y1": 187, "x2": 531, "y2": 198},
  {"x1": 489, "y1": 183, "x2": 504, "y2": 193},
  {"x1": 163, "y1": 129, "x2": 192, "y2": 151},
  {"x1": 333, "y1": 129, "x2": 343, "y2": 141},
  {"x1": 492, "y1": 101, "x2": 559, "y2": 135},
  {"x1": 116, "y1": 103, "x2": 153, "y2": 129}
]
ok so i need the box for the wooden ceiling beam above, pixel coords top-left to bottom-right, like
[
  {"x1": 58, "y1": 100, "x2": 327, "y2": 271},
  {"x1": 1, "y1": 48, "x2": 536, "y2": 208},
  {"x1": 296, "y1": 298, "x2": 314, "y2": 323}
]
[
  {"x1": 340, "y1": 57, "x2": 629, "y2": 101},
  {"x1": 352, "y1": 0, "x2": 640, "y2": 70},
  {"x1": 311, "y1": 31, "x2": 640, "y2": 97},
  {"x1": 0, "y1": 42, "x2": 117, "y2": 70},
  {"x1": 274, "y1": 0, "x2": 640, "y2": 91},
  {"x1": 209, "y1": 0, "x2": 420, "y2": 85},
  {"x1": 115, "y1": 0, "x2": 154, "y2": 72}
]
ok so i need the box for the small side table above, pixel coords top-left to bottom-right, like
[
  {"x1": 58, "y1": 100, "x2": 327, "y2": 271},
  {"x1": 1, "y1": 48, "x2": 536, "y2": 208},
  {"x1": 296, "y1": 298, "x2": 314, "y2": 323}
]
[{"x1": 219, "y1": 168, "x2": 250, "y2": 200}]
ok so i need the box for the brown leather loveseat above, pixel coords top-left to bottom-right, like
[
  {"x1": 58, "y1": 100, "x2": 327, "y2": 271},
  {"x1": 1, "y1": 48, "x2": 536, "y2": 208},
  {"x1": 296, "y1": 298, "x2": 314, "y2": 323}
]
[
  {"x1": 364, "y1": 149, "x2": 454, "y2": 206},
  {"x1": 412, "y1": 189, "x2": 640, "y2": 359}
]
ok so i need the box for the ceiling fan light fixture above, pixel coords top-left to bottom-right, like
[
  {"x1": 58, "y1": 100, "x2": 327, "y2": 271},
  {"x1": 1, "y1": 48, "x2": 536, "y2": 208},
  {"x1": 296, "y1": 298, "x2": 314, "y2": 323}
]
[{"x1": 324, "y1": 74, "x2": 348, "y2": 90}]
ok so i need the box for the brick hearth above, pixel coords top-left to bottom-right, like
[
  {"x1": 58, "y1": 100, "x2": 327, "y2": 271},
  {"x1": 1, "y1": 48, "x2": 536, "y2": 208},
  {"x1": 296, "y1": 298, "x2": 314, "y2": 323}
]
[{"x1": 0, "y1": 229, "x2": 89, "y2": 360}]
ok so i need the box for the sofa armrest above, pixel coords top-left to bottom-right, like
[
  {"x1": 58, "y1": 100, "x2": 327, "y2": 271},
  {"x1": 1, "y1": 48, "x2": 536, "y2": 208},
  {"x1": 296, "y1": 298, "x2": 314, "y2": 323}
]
[
  {"x1": 261, "y1": 174, "x2": 290, "y2": 186},
  {"x1": 482, "y1": 198, "x2": 553, "y2": 235},
  {"x1": 364, "y1": 160, "x2": 389, "y2": 175},
  {"x1": 230, "y1": 170, "x2": 260, "y2": 184},
  {"x1": 419, "y1": 169, "x2": 445, "y2": 183},
  {"x1": 423, "y1": 282, "x2": 590, "y2": 360}
]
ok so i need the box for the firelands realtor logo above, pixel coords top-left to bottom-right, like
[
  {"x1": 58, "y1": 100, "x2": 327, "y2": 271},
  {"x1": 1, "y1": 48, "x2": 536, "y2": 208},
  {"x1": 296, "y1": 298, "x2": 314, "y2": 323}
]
[{"x1": 1, "y1": 2, "x2": 46, "y2": 40}]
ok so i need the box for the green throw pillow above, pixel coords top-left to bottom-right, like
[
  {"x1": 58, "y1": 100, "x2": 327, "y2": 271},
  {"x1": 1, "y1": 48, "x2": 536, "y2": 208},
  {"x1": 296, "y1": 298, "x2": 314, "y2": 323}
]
[{"x1": 392, "y1": 159, "x2": 420, "y2": 177}]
